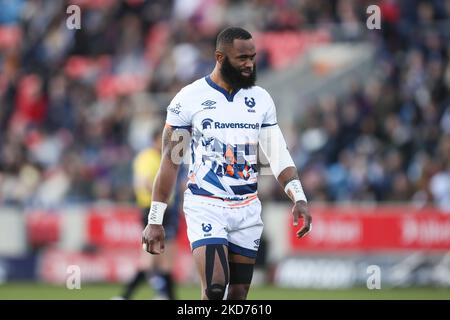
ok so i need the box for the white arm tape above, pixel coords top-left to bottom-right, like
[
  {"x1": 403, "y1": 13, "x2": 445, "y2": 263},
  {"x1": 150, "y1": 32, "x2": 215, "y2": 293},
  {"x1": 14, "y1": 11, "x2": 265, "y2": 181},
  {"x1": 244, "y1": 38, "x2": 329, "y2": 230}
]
[
  {"x1": 284, "y1": 179, "x2": 307, "y2": 203},
  {"x1": 147, "y1": 201, "x2": 168, "y2": 225},
  {"x1": 259, "y1": 124, "x2": 296, "y2": 178}
]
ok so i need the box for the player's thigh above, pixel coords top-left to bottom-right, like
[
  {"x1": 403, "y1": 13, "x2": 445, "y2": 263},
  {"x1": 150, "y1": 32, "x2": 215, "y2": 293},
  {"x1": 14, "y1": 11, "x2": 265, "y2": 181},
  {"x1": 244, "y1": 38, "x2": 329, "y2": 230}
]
[
  {"x1": 225, "y1": 205, "x2": 262, "y2": 298},
  {"x1": 192, "y1": 244, "x2": 230, "y2": 288},
  {"x1": 229, "y1": 253, "x2": 256, "y2": 285},
  {"x1": 226, "y1": 246, "x2": 258, "y2": 296},
  {"x1": 228, "y1": 253, "x2": 256, "y2": 296}
]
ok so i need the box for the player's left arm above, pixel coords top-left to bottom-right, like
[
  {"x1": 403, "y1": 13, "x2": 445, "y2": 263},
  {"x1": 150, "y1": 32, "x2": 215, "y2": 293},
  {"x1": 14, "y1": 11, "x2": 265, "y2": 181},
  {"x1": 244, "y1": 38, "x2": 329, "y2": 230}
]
[
  {"x1": 277, "y1": 167, "x2": 311, "y2": 238},
  {"x1": 259, "y1": 124, "x2": 312, "y2": 238}
]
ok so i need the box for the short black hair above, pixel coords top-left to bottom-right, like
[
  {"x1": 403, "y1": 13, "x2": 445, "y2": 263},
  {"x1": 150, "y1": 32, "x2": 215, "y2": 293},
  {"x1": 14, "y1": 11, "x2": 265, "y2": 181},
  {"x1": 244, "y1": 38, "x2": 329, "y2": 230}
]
[{"x1": 216, "y1": 27, "x2": 252, "y2": 51}]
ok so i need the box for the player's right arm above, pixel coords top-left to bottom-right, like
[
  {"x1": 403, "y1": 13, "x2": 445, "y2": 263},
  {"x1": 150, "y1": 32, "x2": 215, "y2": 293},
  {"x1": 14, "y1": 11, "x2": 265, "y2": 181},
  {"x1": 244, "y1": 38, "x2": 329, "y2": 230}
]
[
  {"x1": 152, "y1": 125, "x2": 184, "y2": 203},
  {"x1": 142, "y1": 125, "x2": 190, "y2": 255}
]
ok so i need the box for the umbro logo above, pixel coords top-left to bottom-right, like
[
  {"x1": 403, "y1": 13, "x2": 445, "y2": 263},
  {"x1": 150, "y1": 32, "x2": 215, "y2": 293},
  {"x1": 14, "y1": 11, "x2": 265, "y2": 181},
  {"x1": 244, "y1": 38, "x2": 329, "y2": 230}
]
[{"x1": 201, "y1": 100, "x2": 217, "y2": 108}]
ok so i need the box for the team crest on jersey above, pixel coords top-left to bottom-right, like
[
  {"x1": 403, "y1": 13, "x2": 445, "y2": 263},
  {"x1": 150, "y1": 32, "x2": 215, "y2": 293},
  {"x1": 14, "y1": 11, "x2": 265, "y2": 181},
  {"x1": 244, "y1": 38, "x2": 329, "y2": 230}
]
[
  {"x1": 245, "y1": 97, "x2": 256, "y2": 108},
  {"x1": 202, "y1": 223, "x2": 212, "y2": 232},
  {"x1": 245, "y1": 97, "x2": 256, "y2": 113},
  {"x1": 202, "y1": 223, "x2": 212, "y2": 236},
  {"x1": 201, "y1": 118, "x2": 213, "y2": 130}
]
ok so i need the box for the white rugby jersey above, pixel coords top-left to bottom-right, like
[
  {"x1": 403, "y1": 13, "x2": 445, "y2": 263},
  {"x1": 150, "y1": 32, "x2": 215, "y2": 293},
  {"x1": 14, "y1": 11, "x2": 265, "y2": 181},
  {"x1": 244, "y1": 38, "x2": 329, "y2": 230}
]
[{"x1": 166, "y1": 75, "x2": 277, "y2": 200}]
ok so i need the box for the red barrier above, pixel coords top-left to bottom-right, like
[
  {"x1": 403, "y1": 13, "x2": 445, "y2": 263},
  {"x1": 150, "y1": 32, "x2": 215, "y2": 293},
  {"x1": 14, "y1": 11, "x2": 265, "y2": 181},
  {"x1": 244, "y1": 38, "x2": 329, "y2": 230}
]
[
  {"x1": 39, "y1": 248, "x2": 141, "y2": 283},
  {"x1": 26, "y1": 211, "x2": 61, "y2": 246},
  {"x1": 86, "y1": 206, "x2": 142, "y2": 249},
  {"x1": 289, "y1": 206, "x2": 450, "y2": 252}
]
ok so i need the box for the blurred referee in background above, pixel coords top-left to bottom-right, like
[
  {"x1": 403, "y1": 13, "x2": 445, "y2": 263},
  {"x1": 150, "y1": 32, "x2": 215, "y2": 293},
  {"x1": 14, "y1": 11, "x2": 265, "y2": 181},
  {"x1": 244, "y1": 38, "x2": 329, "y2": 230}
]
[{"x1": 115, "y1": 128, "x2": 185, "y2": 300}]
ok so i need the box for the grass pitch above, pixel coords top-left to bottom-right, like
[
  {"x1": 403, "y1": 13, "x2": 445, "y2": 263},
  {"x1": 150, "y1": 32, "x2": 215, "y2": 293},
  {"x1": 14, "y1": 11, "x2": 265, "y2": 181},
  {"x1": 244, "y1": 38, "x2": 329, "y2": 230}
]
[{"x1": 0, "y1": 282, "x2": 449, "y2": 300}]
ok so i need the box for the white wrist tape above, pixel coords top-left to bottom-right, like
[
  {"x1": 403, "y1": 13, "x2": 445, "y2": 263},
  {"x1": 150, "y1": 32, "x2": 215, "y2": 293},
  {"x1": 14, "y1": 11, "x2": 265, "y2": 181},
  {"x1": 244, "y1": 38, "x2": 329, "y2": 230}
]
[
  {"x1": 284, "y1": 180, "x2": 307, "y2": 203},
  {"x1": 147, "y1": 201, "x2": 168, "y2": 225}
]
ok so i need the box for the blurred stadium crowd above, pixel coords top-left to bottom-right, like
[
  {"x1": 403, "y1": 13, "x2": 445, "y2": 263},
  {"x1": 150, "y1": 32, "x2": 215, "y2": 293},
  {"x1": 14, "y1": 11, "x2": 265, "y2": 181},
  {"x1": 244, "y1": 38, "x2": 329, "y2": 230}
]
[{"x1": 0, "y1": 0, "x2": 449, "y2": 210}]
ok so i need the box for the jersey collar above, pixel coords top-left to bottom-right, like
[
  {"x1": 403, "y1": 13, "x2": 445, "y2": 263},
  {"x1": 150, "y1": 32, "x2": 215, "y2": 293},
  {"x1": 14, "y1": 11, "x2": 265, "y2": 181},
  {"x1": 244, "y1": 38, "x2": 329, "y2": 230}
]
[{"x1": 205, "y1": 75, "x2": 240, "y2": 102}]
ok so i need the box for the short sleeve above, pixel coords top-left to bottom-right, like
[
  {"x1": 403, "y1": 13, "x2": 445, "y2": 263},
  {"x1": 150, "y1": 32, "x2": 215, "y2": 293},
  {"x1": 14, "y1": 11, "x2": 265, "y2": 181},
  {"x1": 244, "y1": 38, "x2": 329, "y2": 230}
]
[
  {"x1": 261, "y1": 91, "x2": 278, "y2": 128},
  {"x1": 165, "y1": 92, "x2": 192, "y2": 129}
]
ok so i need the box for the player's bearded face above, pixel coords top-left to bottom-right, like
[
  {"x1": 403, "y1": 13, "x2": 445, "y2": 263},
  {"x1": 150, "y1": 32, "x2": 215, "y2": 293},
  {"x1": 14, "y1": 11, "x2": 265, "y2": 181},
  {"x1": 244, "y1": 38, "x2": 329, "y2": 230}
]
[{"x1": 220, "y1": 55, "x2": 256, "y2": 90}]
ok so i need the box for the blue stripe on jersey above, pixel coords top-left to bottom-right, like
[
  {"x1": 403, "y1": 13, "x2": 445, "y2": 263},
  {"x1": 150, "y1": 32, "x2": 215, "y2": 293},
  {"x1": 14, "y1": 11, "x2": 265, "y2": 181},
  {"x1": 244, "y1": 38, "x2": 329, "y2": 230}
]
[
  {"x1": 169, "y1": 125, "x2": 192, "y2": 130},
  {"x1": 205, "y1": 75, "x2": 240, "y2": 102},
  {"x1": 192, "y1": 238, "x2": 228, "y2": 250},
  {"x1": 261, "y1": 123, "x2": 277, "y2": 128},
  {"x1": 230, "y1": 183, "x2": 257, "y2": 195},
  {"x1": 228, "y1": 242, "x2": 258, "y2": 258},
  {"x1": 188, "y1": 184, "x2": 214, "y2": 196},
  {"x1": 203, "y1": 169, "x2": 227, "y2": 191}
]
